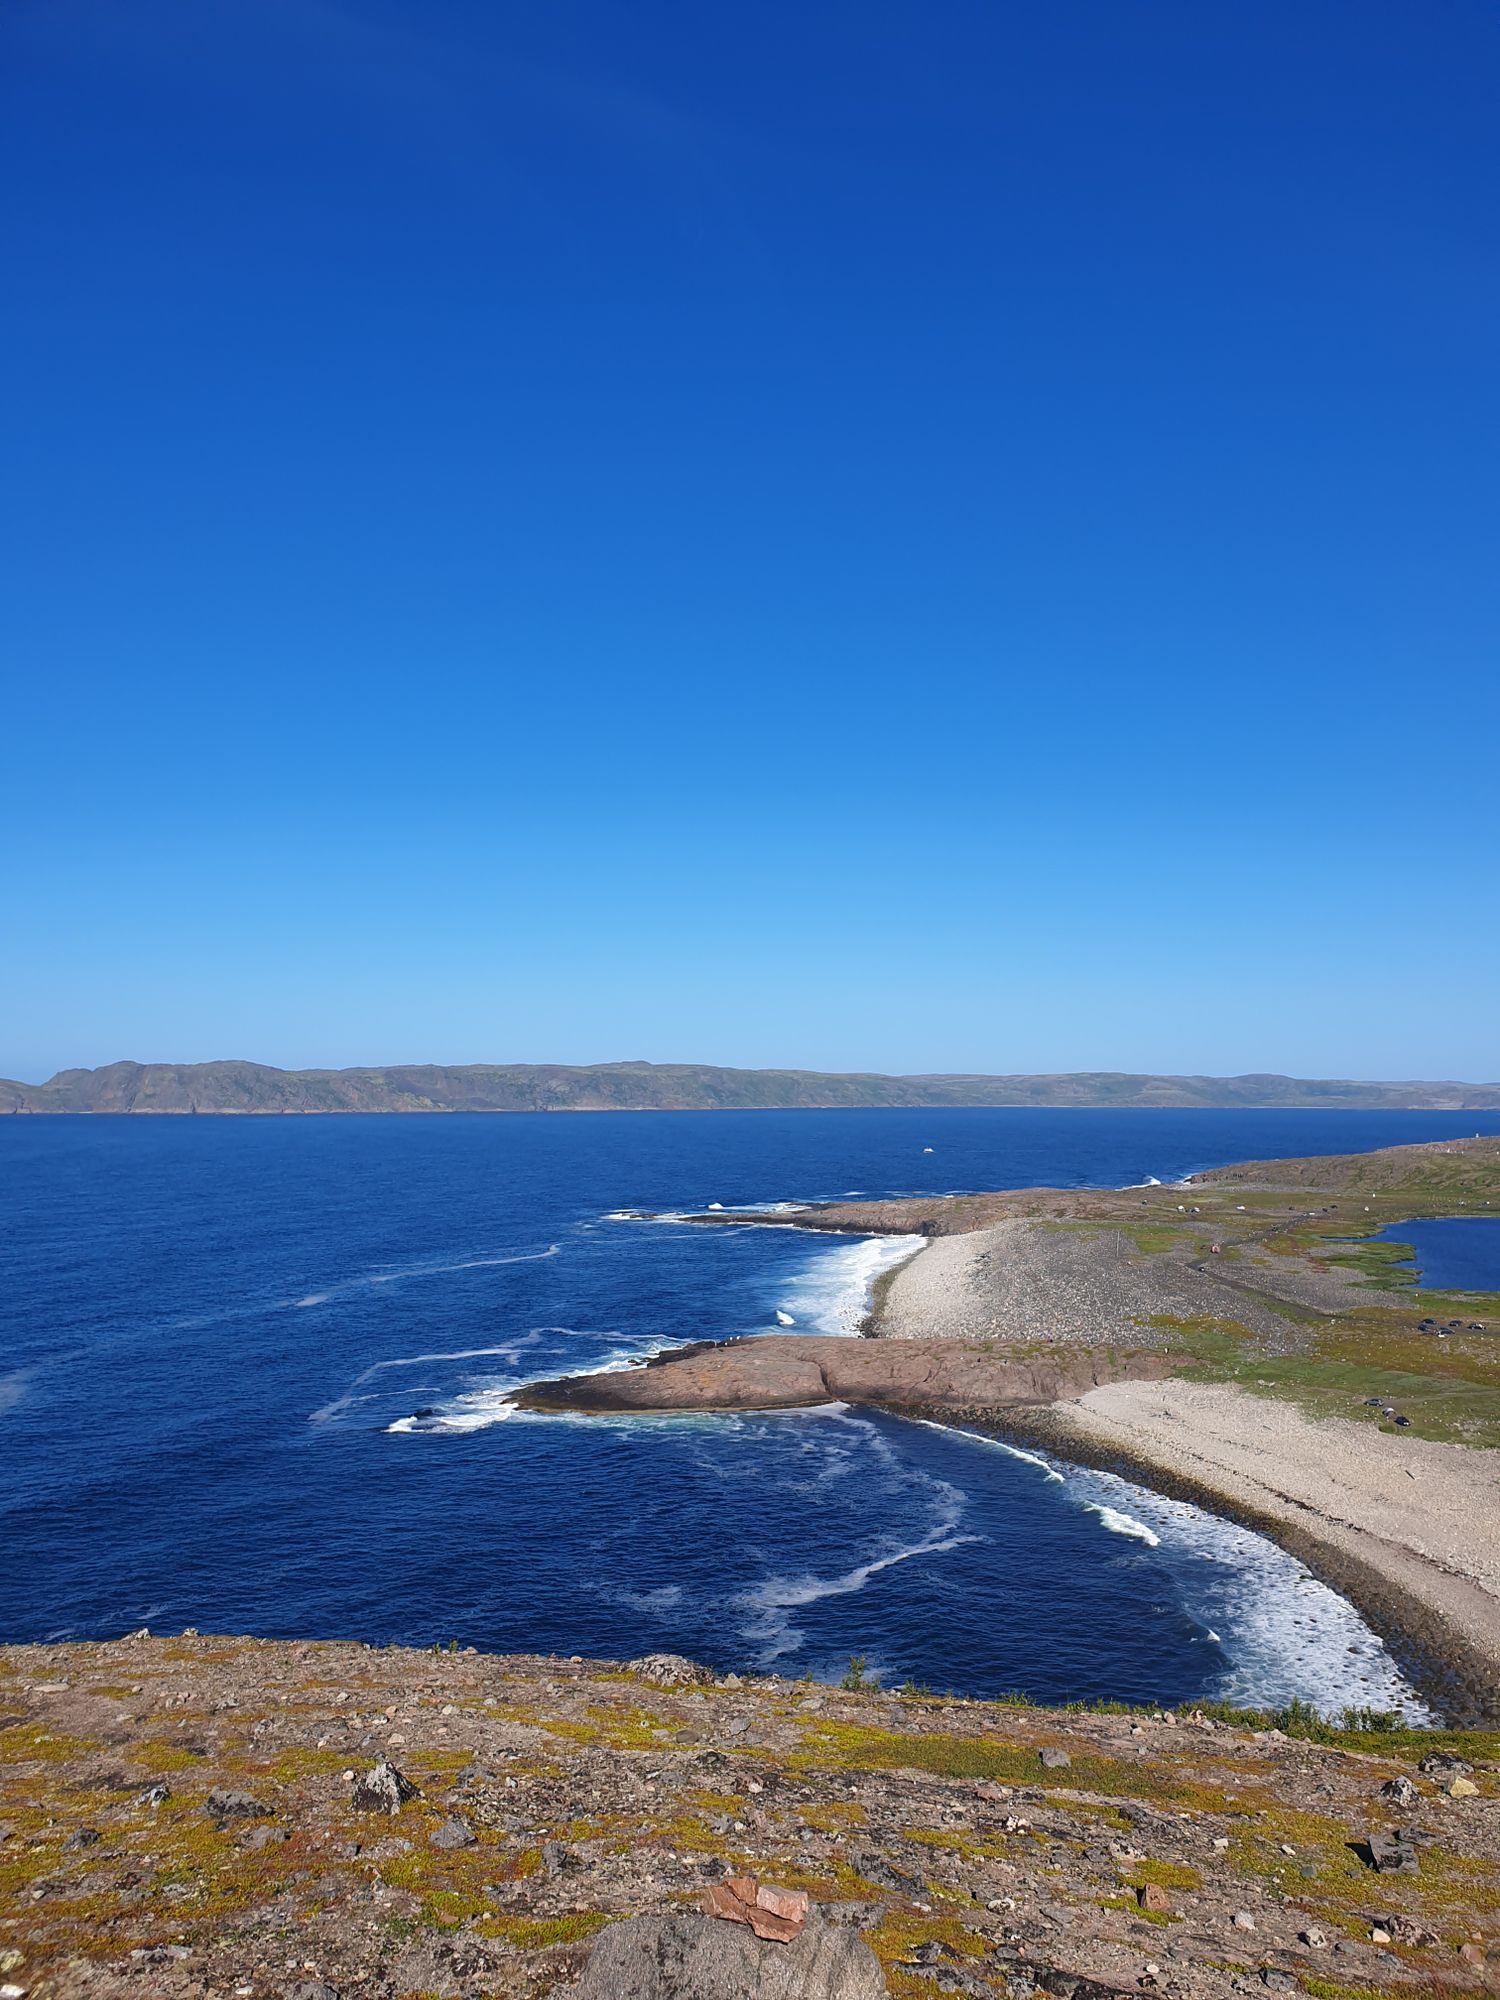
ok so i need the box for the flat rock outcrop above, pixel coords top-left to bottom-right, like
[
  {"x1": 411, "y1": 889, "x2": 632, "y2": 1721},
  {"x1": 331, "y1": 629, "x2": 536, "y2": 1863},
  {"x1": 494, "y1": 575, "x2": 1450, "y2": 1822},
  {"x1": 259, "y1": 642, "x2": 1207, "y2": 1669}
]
[{"x1": 511, "y1": 1336, "x2": 1169, "y2": 1416}]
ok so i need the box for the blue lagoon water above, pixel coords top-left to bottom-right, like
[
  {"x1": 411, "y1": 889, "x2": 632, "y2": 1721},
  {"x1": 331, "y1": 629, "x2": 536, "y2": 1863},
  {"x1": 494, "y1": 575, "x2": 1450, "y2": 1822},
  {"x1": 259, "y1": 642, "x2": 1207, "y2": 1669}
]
[
  {"x1": 6, "y1": 1107, "x2": 1498, "y2": 1715},
  {"x1": 1368, "y1": 1217, "x2": 1500, "y2": 1294}
]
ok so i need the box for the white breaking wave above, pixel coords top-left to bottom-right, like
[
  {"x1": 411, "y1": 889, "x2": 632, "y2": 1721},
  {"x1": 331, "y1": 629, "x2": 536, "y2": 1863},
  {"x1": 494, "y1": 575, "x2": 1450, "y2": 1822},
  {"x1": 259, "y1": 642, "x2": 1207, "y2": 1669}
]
[
  {"x1": 310, "y1": 1334, "x2": 547, "y2": 1425},
  {"x1": 1084, "y1": 1502, "x2": 1161, "y2": 1546},
  {"x1": 917, "y1": 1420, "x2": 1066, "y2": 1482},
  {"x1": 774, "y1": 1233, "x2": 925, "y2": 1337},
  {"x1": 388, "y1": 1395, "x2": 521, "y2": 1434},
  {"x1": 916, "y1": 1424, "x2": 1432, "y2": 1719}
]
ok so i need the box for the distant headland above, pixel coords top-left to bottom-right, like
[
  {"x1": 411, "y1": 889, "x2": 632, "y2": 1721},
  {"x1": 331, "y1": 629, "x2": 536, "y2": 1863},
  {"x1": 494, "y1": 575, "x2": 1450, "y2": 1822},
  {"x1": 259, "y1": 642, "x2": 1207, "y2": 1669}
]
[{"x1": 2, "y1": 1058, "x2": 1499, "y2": 1114}]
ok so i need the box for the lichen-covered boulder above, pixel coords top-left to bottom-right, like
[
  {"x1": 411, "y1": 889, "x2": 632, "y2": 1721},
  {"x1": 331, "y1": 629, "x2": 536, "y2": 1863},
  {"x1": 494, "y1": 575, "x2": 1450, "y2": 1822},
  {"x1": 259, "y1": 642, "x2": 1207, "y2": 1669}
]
[{"x1": 561, "y1": 1910, "x2": 888, "y2": 2000}]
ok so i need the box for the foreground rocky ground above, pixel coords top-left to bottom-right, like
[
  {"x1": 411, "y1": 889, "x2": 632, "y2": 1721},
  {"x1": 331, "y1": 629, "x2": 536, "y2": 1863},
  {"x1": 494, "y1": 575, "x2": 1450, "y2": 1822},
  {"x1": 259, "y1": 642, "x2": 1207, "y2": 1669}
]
[{"x1": 2, "y1": 1637, "x2": 1496, "y2": 2000}]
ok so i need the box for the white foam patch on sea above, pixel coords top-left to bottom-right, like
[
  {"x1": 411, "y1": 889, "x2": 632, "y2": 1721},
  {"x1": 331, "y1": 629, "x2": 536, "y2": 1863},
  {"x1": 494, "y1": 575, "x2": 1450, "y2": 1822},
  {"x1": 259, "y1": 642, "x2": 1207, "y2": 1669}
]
[
  {"x1": 377, "y1": 1228, "x2": 924, "y2": 1434},
  {"x1": 921, "y1": 1423, "x2": 1431, "y2": 1719},
  {"x1": 721, "y1": 1411, "x2": 979, "y2": 1667},
  {"x1": 773, "y1": 1233, "x2": 925, "y2": 1336}
]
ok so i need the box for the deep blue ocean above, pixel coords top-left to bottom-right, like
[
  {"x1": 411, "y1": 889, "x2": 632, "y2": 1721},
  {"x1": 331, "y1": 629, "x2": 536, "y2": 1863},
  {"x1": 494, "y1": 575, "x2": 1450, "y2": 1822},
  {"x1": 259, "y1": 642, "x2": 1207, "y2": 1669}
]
[{"x1": 6, "y1": 1107, "x2": 1499, "y2": 1717}]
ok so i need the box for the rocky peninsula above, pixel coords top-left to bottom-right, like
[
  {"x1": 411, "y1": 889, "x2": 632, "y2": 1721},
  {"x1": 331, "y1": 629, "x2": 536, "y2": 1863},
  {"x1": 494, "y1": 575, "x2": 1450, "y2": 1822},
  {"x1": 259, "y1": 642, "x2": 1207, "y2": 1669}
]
[{"x1": 518, "y1": 1139, "x2": 1500, "y2": 1723}]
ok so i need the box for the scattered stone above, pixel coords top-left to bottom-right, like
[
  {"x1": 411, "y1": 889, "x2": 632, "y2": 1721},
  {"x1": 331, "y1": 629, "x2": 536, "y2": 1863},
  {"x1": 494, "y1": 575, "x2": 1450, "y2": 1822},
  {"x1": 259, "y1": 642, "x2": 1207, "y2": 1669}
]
[
  {"x1": 562, "y1": 1909, "x2": 888, "y2": 1999},
  {"x1": 1298, "y1": 1929, "x2": 1326, "y2": 1950},
  {"x1": 630, "y1": 1653, "x2": 713, "y2": 1687},
  {"x1": 1370, "y1": 1928, "x2": 1391, "y2": 1944},
  {"x1": 847, "y1": 1839, "x2": 924, "y2": 1895},
  {"x1": 1378, "y1": 1776, "x2": 1418, "y2": 1805},
  {"x1": 430, "y1": 1817, "x2": 475, "y2": 1850},
  {"x1": 1259, "y1": 1971, "x2": 1295, "y2": 1993},
  {"x1": 137, "y1": 1783, "x2": 171, "y2": 1808},
  {"x1": 542, "y1": 1838, "x2": 570, "y2": 1874},
  {"x1": 1363, "y1": 1831, "x2": 1419, "y2": 1874},
  {"x1": 1232, "y1": 1913, "x2": 1256, "y2": 1932},
  {"x1": 204, "y1": 1786, "x2": 270, "y2": 1821},
  {"x1": 1386, "y1": 1917, "x2": 1439, "y2": 1948},
  {"x1": 1459, "y1": 1943, "x2": 1487, "y2": 1970},
  {"x1": 388, "y1": 1942, "x2": 463, "y2": 1998},
  {"x1": 350, "y1": 1760, "x2": 419, "y2": 1814},
  {"x1": 1137, "y1": 1883, "x2": 1171, "y2": 1914},
  {"x1": 1418, "y1": 1753, "x2": 1472, "y2": 1779},
  {"x1": 63, "y1": 1827, "x2": 100, "y2": 1850},
  {"x1": 286, "y1": 1985, "x2": 340, "y2": 2000},
  {"x1": 241, "y1": 1823, "x2": 288, "y2": 1850},
  {"x1": 1039, "y1": 1748, "x2": 1072, "y2": 1770},
  {"x1": 703, "y1": 1875, "x2": 811, "y2": 1943},
  {"x1": 1447, "y1": 1776, "x2": 1479, "y2": 1798}
]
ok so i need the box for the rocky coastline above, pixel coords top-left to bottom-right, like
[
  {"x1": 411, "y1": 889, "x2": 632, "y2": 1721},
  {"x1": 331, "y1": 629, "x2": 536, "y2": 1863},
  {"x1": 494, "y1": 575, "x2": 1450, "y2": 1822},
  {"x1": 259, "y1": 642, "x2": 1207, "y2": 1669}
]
[{"x1": 519, "y1": 1138, "x2": 1500, "y2": 1726}]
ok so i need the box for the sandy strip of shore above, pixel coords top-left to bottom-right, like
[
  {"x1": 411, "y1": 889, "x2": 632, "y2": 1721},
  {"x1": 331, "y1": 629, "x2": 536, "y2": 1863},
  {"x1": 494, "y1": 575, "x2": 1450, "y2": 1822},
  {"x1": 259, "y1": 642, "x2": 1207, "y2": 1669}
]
[
  {"x1": 1037, "y1": 1379, "x2": 1500, "y2": 1719},
  {"x1": 875, "y1": 1223, "x2": 1500, "y2": 1718}
]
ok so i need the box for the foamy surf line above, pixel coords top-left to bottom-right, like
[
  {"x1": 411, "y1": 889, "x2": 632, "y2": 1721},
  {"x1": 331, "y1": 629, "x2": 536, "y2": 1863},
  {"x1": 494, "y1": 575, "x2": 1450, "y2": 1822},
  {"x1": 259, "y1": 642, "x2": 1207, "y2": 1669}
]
[
  {"x1": 775, "y1": 1232, "x2": 925, "y2": 1337},
  {"x1": 378, "y1": 1329, "x2": 687, "y2": 1434},
  {"x1": 289, "y1": 1243, "x2": 560, "y2": 1311},
  {"x1": 915, "y1": 1419, "x2": 1430, "y2": 1719}
]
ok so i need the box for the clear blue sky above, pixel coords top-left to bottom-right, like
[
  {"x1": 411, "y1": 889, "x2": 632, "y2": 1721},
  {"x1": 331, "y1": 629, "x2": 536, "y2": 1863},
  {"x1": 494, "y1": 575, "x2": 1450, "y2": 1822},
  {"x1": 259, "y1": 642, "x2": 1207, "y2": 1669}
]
[{"x1": 3, "y1": 0, "x2": 1497, "y2": 1083}]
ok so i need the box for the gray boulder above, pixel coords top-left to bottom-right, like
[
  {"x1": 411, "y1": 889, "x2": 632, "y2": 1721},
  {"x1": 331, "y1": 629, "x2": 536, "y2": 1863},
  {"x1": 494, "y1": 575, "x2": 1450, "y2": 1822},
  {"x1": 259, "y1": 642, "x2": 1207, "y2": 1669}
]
[
  {"x1": 351, "y1": 1760, "x2": 419, "y2": 1814},
  {"x1": 561, "y1": 1910, "x2": 888, "y2": 2000}
]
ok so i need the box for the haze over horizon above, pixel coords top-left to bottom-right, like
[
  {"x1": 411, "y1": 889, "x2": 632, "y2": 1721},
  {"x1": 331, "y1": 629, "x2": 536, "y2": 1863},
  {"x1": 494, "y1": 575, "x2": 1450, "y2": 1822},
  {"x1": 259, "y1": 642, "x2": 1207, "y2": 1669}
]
[{"x1": 4, "y1": 1, "x2": 1497, "y2": 1082}]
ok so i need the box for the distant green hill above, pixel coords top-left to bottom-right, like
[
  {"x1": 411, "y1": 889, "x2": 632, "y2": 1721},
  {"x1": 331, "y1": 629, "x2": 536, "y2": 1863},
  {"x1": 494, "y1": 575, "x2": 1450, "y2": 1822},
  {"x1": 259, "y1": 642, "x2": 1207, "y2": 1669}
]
[{"x1": 2, "y1": 1059, "x2": 1497, "y2": 1113}]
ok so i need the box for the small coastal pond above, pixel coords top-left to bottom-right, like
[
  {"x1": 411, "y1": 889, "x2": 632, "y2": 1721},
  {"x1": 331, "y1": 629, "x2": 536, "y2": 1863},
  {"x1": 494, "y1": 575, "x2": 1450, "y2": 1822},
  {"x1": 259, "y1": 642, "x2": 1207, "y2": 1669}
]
[{"x1": 1370, "y1": 1217, "x2": 1500, "y2": 1294}]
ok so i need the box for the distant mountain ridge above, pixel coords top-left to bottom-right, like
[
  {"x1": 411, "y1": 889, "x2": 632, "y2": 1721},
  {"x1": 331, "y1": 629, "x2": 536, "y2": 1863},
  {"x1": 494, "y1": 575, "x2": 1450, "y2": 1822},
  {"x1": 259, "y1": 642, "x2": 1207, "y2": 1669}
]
[{"x1": 3, "y1": 1059, "x2": 1498, "y2": 1114}]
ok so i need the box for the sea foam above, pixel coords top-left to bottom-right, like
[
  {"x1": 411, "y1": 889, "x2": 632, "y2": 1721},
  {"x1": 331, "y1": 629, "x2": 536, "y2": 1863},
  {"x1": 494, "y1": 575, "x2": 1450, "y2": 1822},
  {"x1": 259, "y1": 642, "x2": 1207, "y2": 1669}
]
[{"x1": 922, "y1": 1424, "x2": 1432, "y2": 1719}]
